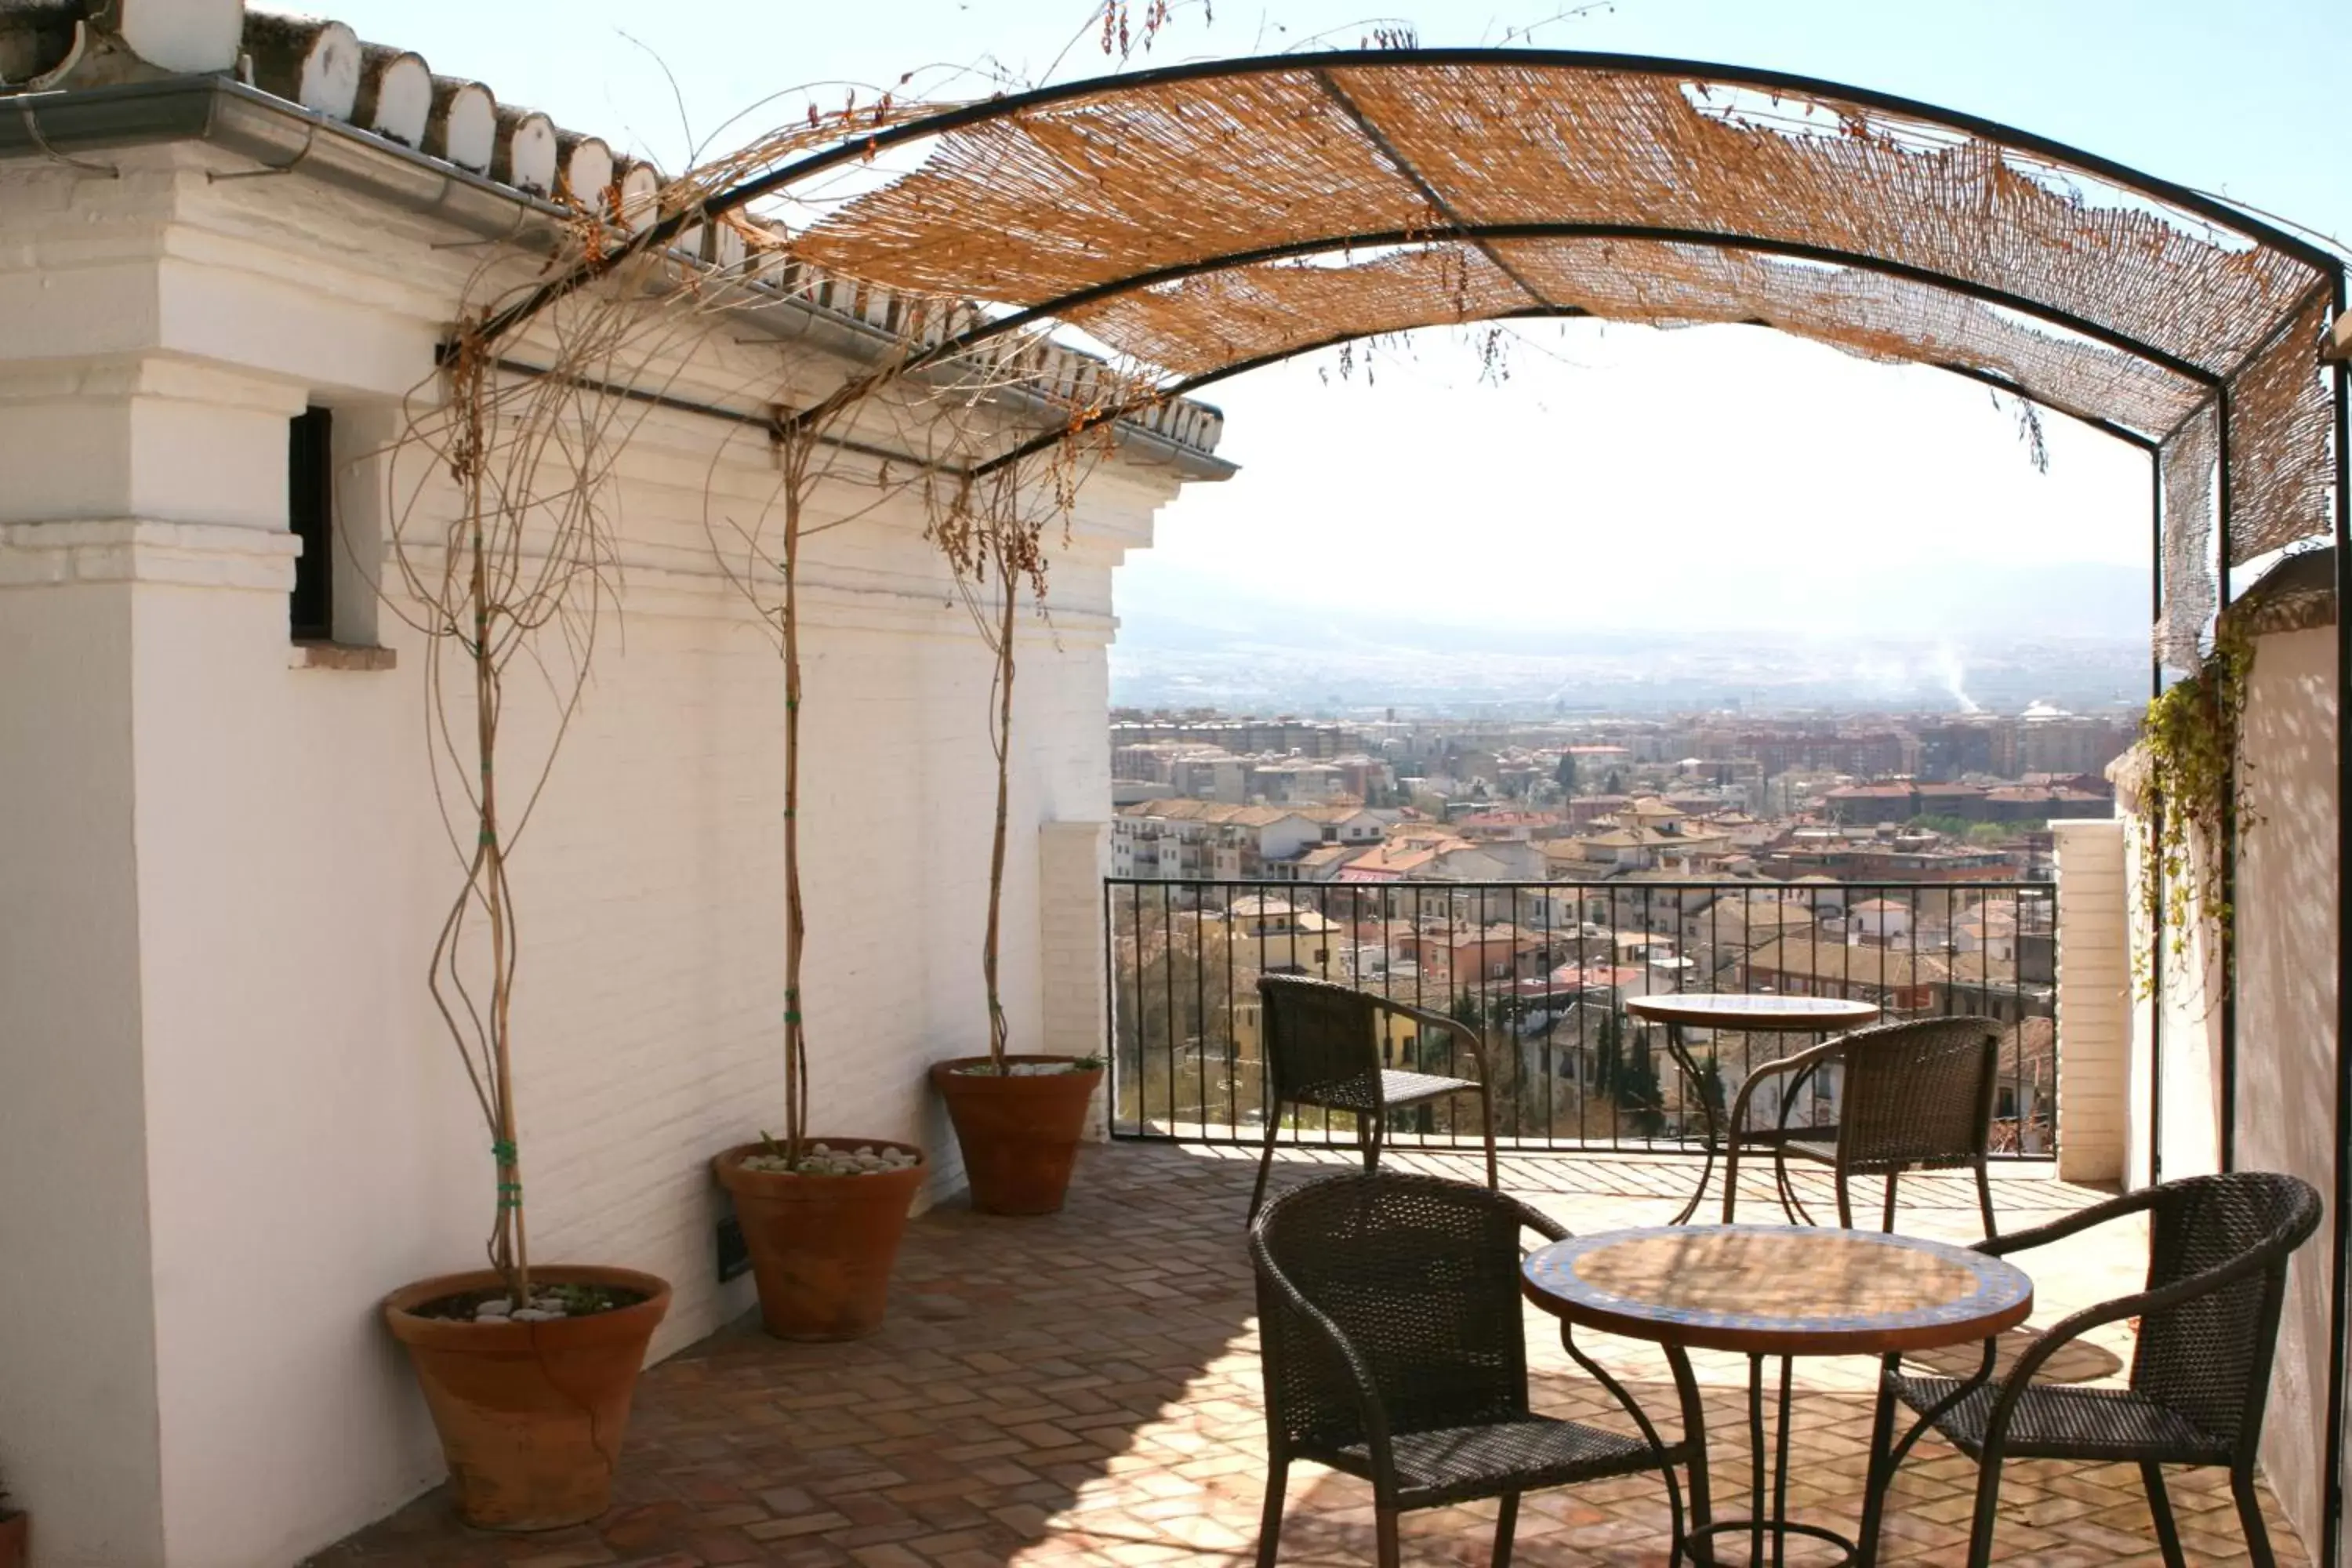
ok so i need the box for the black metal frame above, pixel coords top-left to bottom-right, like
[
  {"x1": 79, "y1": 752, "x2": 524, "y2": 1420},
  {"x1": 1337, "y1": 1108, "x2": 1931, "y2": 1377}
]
[
  {"x1": 471, "y1": 46, "x2": 2339, "y2": 351},
  {"x1": 457, "y1": 45, "x2": 2352, "y2": 1562},
  {"x1": 2327, "y1": 272, "x2": 2351, "y2": 1568}
]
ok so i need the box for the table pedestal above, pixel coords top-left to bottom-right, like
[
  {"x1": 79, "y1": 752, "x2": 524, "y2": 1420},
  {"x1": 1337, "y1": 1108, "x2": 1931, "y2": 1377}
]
[
  {"x1": 1676, "y1": 1352, "x2": 1857, "y2": 1567},
  {"x1": 1523, "y1": 1225, "x2": 2030, "y2": 1568}
]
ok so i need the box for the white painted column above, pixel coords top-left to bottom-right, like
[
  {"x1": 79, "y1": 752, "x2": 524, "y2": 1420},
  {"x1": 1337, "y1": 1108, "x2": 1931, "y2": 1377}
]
[
  {"x1": 2052, "y1": 819, "x2": 2129, "y2": 1184},
  {"x1": 0, "y1": 361, "x2": 303, "y2": 1567},
  {"x1": 0, "y1": 531, "x2": 169, "y2": 1568}
]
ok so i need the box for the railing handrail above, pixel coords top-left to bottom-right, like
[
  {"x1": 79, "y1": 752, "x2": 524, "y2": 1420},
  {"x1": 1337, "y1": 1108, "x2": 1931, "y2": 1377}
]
[{"x1": 1103, "y1": 875, "x2": 2056, "y2": 891}]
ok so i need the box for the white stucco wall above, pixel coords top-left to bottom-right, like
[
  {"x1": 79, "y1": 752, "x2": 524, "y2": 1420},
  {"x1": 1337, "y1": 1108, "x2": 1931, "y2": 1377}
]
[
  {"x1": 0, "y1": 140, "x2": 1212, "y2": 1566},
  {"x1": 2119, "y1": 805, "x2": 2226, "y2": 1189},
  {"x1": 2118, "y1": 619, "x2": 2339, "y2": 1560},
  {"x1": 2234, "y1": 621, "x2": 2339, "y2": 1559}
]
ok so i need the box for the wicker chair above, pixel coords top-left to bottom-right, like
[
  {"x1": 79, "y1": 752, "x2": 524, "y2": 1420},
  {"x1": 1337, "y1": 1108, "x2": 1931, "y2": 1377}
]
[
  {"x1": 1858, "y1": 1171, "x2": 2322, "y2": 1568},
  {"x1": 1248, "y1": 976, "x2": 1496, "y2": 1224},
  {"x1": 1250, "y1": 1172, "x2": 1686, "y2": 1567},
  {"x1": 1720, "y1": 1014, "x2": 2003, "y2": 1236}
]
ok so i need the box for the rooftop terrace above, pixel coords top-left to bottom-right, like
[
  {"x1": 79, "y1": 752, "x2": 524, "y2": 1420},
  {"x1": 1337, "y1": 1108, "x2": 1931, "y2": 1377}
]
[{"x1": 312, "y1": 1144, "x2": 2304, "y2": 1567}]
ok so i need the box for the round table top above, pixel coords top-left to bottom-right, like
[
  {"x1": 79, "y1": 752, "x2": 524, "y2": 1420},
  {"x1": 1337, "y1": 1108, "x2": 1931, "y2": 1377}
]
[
  {"x1": 1626, "y1": 993, "x2": 1882, "y2": 1033},
  {"x1": 1521, "y1": 1225, "x2": 2033, "y2": 1356}
]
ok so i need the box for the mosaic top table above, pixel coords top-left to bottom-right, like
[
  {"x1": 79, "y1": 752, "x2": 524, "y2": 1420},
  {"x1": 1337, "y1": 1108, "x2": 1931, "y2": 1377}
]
[
  {"x1": 1523, "y1": 1225, "x2": 2032, "y2": 1567},
  {"x1": 1625, "y1": 994, "x2": 1882, "y2": 1225}
]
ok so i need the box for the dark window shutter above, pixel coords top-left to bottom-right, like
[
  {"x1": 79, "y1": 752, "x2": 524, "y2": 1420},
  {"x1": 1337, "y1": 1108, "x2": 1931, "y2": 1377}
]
[{"x1": 288, "y1": 407, "x2": 333, "y2": 641}]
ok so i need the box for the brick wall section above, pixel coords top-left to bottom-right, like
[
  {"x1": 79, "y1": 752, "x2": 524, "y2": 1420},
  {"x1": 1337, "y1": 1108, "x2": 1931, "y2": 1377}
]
[
  {"x1": 1038, "y1": 821, "x2": 1112, "y2": 1140},
  {"x1": 2052, "y1": 820, "x2": 2129, "y2": 1183}
]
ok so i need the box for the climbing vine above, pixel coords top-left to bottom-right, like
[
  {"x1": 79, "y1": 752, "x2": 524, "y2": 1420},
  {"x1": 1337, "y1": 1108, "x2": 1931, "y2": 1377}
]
[{"x1": 2135, "y1": 624, "x2": 2256, "y2": 996}]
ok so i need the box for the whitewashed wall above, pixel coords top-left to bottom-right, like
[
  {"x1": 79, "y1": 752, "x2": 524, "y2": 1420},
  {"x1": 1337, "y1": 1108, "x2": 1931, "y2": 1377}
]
[
  {"x1": 2234, "y1": 622, "x2": 2339, "y2": 1560},
  {"x1": 2118, "y1": 618, "x2": 2339, "y2": 1561},
  {"x1": 0, "y1": 142, "x2": 1214, "y2": 1566}
]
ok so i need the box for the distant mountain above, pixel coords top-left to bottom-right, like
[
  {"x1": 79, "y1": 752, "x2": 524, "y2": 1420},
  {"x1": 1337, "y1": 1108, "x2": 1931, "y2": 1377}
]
[{"x1": 1107, "y1": 560, "x2": 2151, "y2": 715}]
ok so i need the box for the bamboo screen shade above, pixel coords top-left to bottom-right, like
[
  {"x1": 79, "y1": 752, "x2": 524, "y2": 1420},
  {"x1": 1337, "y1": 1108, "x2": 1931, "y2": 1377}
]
[{"x1": 753, "y1": 53, "x2": 2343, "y2": 644}]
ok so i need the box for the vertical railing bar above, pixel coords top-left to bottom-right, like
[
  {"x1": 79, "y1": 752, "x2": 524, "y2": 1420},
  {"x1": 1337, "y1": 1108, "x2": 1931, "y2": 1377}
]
[
  {"x1": 1163, "y1": 880, "x2": 1177, "y2": 1141},
  {"x1": 1103, "y1": 877, "x2": 1118, "y2": 1134},
  {"x1": 1193, "y1": 877, "x2": 1209, "y2": 1141},
  {"x1": 1609, "y1": 888, "x2": 1621, "y2": 1152},
  {"x1": 1232, "y1": 869, "x2": 1251, "y2": 1142},
  {"x1": 1480, "y1": 883, "x2": 1494, "y2": 1147},
  {"x1": 1130, "y1": 880, "x2": 1145, "y2": 1136},
  {"x1": 1538, "y1": 883, "x2": 1553, "y2": 1148}
]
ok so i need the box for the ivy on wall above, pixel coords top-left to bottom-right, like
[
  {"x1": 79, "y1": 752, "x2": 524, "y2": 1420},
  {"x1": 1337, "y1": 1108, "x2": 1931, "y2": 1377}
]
[{"x1": 2136, "y1": 625, "x2": 2256, "y2": 996}]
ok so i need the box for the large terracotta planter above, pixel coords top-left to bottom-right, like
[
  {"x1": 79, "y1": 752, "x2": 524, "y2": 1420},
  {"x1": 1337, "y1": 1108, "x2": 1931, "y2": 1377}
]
[
  {"x1": 384, "y1": 1265, "x2": 670, "y2": 1531},
  {"x1": 931, "y1": 1055, "x2": 1102, "y2": 1214},
  {"x1": 713, "y1": 1141, "x2": 924, "y2": 1341},
  {"x1": 0, "y1": 1508, "x2": 25, "y2": 1568}
]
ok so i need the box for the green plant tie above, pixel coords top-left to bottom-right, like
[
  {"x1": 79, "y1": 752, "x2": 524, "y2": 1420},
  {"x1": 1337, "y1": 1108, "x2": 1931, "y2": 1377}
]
[
  {"x1": 496, "y1": 1181, "x2": 522, "y2": 1210},
  {"x1": 491, "y1": 1139, "x2": 517, "y2": 1163},
  {"x1": 784, "y1": 1010, "x2": 802, "y2": 1024}
]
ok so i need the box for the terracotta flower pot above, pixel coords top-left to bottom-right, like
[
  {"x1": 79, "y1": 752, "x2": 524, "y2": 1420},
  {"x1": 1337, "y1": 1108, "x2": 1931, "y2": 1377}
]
[
  {"x1": 384, "y1": 1265, "x2": 670, "y2": 1531},
  {"x1": 0, "y1": 1509, "x2": 25, "y2": 1568},
  {"x1": 930, "y1": 1055, "x2": 1102, "y2": 1215},
  {"x1": 713, "y1": 1140, "x2": 924, "y2": 1341}
]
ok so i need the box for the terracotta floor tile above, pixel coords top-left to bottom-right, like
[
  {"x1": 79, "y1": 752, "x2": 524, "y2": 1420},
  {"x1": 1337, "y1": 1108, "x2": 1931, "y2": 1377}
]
[{"x1": 308, "y1": 1145, "x2": 2307, "y2": 1567}]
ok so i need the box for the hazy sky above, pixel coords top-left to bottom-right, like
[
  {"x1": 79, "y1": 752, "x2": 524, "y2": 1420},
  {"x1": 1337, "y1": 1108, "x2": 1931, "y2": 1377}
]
[{"x1": 317, "y1": 0, "x2": 2349, "y2": 638}]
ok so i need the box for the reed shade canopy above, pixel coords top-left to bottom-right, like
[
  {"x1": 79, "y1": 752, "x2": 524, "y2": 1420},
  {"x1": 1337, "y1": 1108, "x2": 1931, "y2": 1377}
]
[{"x1": 526, "y1": 50, "x2": 2348, "y2": 665}]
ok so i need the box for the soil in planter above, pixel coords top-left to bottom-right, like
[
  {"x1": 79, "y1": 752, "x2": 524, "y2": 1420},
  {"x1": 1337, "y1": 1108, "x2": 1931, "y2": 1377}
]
[
  {"x1": 953, "y1": 1058, "x2": 1104, "y2": 1077},
  {"x1": 412, "y1": 1283, "x2": 651, "y2": 1323},
  {"x1": 741, "y1": 1141, "x2": 922, "y2": 1177}
]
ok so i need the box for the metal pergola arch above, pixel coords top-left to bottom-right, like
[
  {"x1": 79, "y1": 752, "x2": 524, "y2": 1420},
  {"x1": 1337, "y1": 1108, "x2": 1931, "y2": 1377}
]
[{"x1": 470, "y1": 47, "x2": 2352, "y2": 1562}]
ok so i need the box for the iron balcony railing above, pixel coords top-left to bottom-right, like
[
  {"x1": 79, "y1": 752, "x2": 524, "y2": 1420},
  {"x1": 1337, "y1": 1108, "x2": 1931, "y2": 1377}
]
[{"x1": 1105, "y1": 875, "x2": 2058, "y2": 1159}]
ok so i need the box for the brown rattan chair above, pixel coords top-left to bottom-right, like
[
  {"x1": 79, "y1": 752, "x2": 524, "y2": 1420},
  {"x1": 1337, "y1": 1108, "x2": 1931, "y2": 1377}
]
[
  {"x1": 1720, "y1": 1014, "x2": 2003, "y2": 1236},
  {"x1": 1857, "y1": 1171, "x2": 2321, "y2": 1568},
  {"x1": 1250, "y1": 1172, "x2": 1687, "y2": 1567},
  {"x1": 1247, "y1": 975, "x2": 1496, "y2": 1224}
]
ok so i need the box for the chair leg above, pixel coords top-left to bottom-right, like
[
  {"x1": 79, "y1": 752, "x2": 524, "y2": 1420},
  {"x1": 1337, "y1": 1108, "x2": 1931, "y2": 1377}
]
[
  {"x1": 1357, "y1": 1106, "x2": 1383, "y2": 1174},
  {"x1": 1856, "y1": 1356, "x2": 1900, "y2": 1568},
  {"x1": 1374, "y1": 1505, "x2": 1401, "y2": 1568},
  {"x1": 1834, "y1": 1164, "x2": 1855, "y2": 1230},
  {"x1": 1881, "y1": 1171, "x2": 1899, "y2": 1232},
  {"x1": 1255, "y1": 1455, "x2": 1287, "y2": 1568},
  {"x1": 2140, "y1": 1462, "x2": 2188, "y2": 1568},
  {"x1": 1492, "y1": 1490, "x2": 1519, "y2": 1568},
  {"x1": 1976, "y1": 1159, "x2": 1998, "y2": 1239},
  {"x1": 1964, "y1": 1454, "x2": 2004, "y2": 1568},
  {"x1": 1247, "y1": 1103, "x2": 1283, "y2": 1225},
  {"x1": 2233, "y1": 1464, "x2": 2280, "y2": 1568}
]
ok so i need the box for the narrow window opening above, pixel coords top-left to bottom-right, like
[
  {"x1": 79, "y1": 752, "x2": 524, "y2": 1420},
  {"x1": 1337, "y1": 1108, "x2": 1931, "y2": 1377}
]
[{"x1": 289, "y1": 406, "x2": 334, "y2": 641}]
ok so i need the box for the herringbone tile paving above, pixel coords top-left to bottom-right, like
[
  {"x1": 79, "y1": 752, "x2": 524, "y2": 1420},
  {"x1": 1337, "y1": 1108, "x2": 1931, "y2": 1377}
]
[{"x1": 313, "y1": 1143, "x2": 2307, "y2": 1566}]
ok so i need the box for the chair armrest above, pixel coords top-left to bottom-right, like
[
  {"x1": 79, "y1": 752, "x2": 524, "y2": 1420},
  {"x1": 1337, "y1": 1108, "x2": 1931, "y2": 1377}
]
[
  {"x1": 1979, "y1": 1235, "x2": 2289, "y2": 1442},
  {"x1": 1383, "y1": 998, "x2": 1493, "y2": 1085},
  {"x1": 1971, "y1": 1186, "x2": 2165, "y2": 1258},
  {"x1": 1514, "y1": 1201, "x2": 1570, "y2": 1246},
  {"x1": 1248, "y1": 1232, "x2": 1397, "y2": 1479},
  {"x1": 1725, "y1": 1036, "x2": 1846, "y2": 1138}
]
